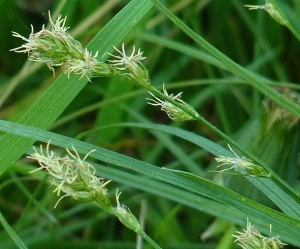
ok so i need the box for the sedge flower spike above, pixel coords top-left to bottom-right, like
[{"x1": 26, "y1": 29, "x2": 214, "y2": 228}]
[
  {"x1": 233, "y1": 219, "x2": 263, "y2": 248},
  {"x1": 28, "y1": 142, "x2": 111, "y2": 209},
  {"x1": 61, "y1": 49, "x2": 116, "y2": 81},
  {"x1": 28, "y1": 143, "x2": 160, "y2": 248},
  {"x1": 214, "y1": 144, "x2": 269, "y2": 177},
  {"x1": 108, "y1": 43, "x2": 150, "y2": 87},
  {"x1": 10, "y1": 11, "x2": 115, "y2": 80},
  {"x1": 147, "y1": 84, "x2": 197, "y2": 121},
  {"x1": 245, "y1": 1, "x2": 288, "y2": 26},
  {"x1": 108, "y1": 43, "x2": 146, "y2": 70},
  {"x1": 233, "y1": 219, "x2": 287, "y2": 249},
  {"x1": 114, "y1": 190, "x2": 143, "y2": 233}
]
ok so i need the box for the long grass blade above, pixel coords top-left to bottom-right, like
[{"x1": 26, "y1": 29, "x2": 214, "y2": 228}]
[{"x1": 0, "y1": 0, "x2": 153, "y2": 176}]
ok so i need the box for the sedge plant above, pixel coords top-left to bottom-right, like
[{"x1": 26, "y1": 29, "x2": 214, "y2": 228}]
[{"x1": 0, "y1": 0, "x2": 300, "y2": 248}]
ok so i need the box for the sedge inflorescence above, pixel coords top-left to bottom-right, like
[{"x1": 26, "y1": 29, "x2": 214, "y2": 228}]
[
  {"x1": 244, "y1": 0, "x2": 288, "y2": 26},
  {"x1": 28, "y1": 142, "x2": 111, "y2": 209},
  {"x1": 28, "y1": 142, "x2": 144, "y2": 234},
  {"x1": 108, "y1": 43, "x2": 150, "y2": 87},
  {"x1": 214, "y1": 144, "x2": 269, "y2": 177},
  {"x1": 233, "y1": 219, "x2": 286, "y2": 249},
  {"x1": 11, "y1": 12, "x2": 115, "y2": 81},
  {"x1": 11, "y1": 12, "x2": 198, "y2": 124},
  {"x1": 147, "y1": 84, "x2": 198, "y2": 121}
]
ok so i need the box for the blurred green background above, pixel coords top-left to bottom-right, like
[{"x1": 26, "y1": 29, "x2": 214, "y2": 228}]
[{"x1": 0, "y1": 0, "x2": 299, "y2": 248}]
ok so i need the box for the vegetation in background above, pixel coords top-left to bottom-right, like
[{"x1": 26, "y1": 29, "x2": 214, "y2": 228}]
[{"x1": 0, "y1": 0, "x2": 300, "y2": 248}]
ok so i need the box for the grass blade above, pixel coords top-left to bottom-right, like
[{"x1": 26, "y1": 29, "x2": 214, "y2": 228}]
[
  {"x1": 150, "y1": 0, "x2": 300, "y2": 118},
  {"x1": 0, "y1": 120, "x2": 300, "y2": 246},
  {"x1": 0, "y1": 0, "x2": 153, "y2": 176},
  {"x1": 0, "y1": 212, "x2": 28, "y2": 249}
]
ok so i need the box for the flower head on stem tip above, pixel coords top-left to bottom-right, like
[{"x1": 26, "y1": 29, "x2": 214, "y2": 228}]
[
  {"x1": 214, "y1": 144, "x2": 269, "y2": 177},
  {"x1": 108, "y1": 43, "x2": 149, "y2": 86},
  {"x1": 10, "y1": 12, "x2": 69, "y2": 53},
  {"x1": 233, "y1": 218, "x2": 262, "y2": 246},
  {"x1": 11, "y1": 11, "x2": 116, "y2": 80},
  {"x1": 233, "y1": 219, "x2": 287, "y2": 248},
  {"x1": 108, "y1": 43, "x2": 146, "y2": 70},
  {"x1": 147, "y1": 84, "x2": 196, "y2": 121},
  {"x1": 114, "y1": 189, "x2": 142, "y2": 233},
  {"x1": 245, "y1": 0, "x2": 288, "y2": 26},
  {"x1": 28, "y1": 142, "x2": 111, "y2": 208},
  {"x1": 10, "y1": 12, "x2": 77, "y2": 65}
]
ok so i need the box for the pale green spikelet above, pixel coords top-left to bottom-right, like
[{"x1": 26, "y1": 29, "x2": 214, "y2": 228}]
[
  {"x1": 245, "y1": 1, "x2": 288, "y2": 26},
  {"x1": 28, "y1": 142, "x2": 111, "y2": 209},
  {"x1": 108, "y1": 43, "x2": 150, "y2": 87},
  {"x1": 11, "y1": 12, "x2": 116, "y2": 80},
  {"x1": 233, "y1": 219, "x2": 287, "y2": 248},
  {"x1": 215, "y1": 144, "x2": 269, "y2": 177},
  {"x1": 147, "y1": 84, "x2": 197, "y2": 121}
]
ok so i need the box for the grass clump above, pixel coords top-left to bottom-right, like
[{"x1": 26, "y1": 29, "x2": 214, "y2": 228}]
[{"x1": 0, "y1": 0, "x2": 300, "y2": 248}]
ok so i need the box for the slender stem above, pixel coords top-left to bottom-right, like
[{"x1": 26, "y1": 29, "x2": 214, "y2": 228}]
[
  {"x1": 104, "y1": 203, "x2": 163, "y2": 249},
  {"x1": 146, "y1": 0, "x2": 300, "y2": 211},
  {"x1": 149, "y1": 0, "x2": 300, "y2": 119},
  {"x1": 138, "y1": 230, "x2": 163, "y2": 249},
  {"x1": 0, "y1": 212, "x2": 28, "y2": 249},
  {"x1": 113, "y1": 56, "x2": 300, "y2": 207},
  {"x1": 147, "y1": 85, "x2": 300, "y2": 204}
]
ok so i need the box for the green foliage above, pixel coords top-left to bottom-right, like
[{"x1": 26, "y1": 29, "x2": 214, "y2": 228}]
[{"x1": 0, "y1": 0, "x2": 300, "y2": 248}]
